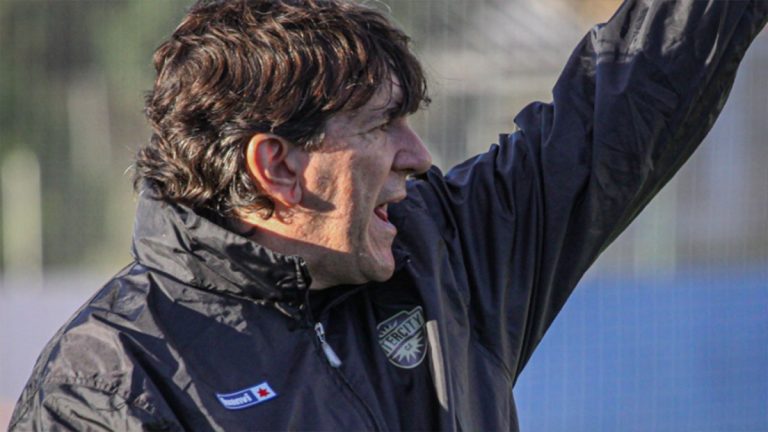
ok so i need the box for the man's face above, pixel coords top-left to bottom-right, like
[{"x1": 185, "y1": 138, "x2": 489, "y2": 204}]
[{"x1": 296, "y1": 78, "x2": 432, "y2": 287}]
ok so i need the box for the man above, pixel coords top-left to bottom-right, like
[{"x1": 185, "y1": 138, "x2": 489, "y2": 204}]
[{"x1": 9, "y1": 0, "x2": 767, "y2": 430}]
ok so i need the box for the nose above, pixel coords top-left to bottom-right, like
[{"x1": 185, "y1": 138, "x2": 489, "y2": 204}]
[{"x1": 393, "y1": 120, "x2": 432, "y2": 175}]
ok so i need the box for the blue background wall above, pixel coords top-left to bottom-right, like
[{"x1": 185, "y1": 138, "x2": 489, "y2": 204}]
[{"x1": 516, "y1": 265, "x2": 768, "y2": 431}]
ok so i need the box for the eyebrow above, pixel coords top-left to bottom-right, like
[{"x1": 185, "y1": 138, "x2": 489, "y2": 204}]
[
  {"x1": 354, "y1": 86, "x2": 404, "y2": 126},
  {"x1": 358, "y1": 103, "x2": 396, "y2": 127},
  {"x1": 376, "y1": 95, "x2": 405, "y2": 121}
]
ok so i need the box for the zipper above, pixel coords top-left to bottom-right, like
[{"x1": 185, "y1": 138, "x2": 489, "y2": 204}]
[
  {"x1": 310, "y1": 325, "x2": 381, "y2": 431},
  {"x1": 310, "y1": 285, "x2": 364, "y2": 368},
  {"x1": 303, "y1": 283, "x2": 384, "y2": 431},
  {"x1": 305, "y1": 282, "x2": 362, "y2": 356},
  {"x1": 314, "y1": 322, "x2": 342, "y2": 368}
]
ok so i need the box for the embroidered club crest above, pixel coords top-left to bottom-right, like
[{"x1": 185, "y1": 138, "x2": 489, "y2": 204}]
[{"x1": 377, "y1": 306, "x2": 427, "y2": 369}]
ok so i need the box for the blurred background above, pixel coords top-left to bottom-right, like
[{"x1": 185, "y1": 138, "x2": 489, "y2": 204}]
[{"x1": 0, "y1": 0, "x2": 766, "y2": 430}]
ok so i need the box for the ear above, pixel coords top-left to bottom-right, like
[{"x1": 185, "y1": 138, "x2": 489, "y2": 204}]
[{"x1": 244, "y1": 133, "x2": 305, "y2": 208}]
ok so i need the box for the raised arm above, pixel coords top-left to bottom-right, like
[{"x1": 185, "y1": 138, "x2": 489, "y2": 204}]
[{"x1": 409, "y1": 0, "x2": 767, "y2": 380}]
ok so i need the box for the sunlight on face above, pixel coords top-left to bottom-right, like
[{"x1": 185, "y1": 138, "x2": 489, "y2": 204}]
[{"x1": 295, "y1": 78, "x2": 432, "y2": 288}]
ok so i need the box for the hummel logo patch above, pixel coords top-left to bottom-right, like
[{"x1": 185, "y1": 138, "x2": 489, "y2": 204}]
[
  {"x1": 377, "y1": 306, "x2": 427, "y2": 369},
  {"x1": 216, "y1": 382, "x2": 277, "y2": 410}
]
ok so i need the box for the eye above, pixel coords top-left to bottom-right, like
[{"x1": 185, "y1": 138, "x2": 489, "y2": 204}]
[{"x1": 369, "y1": 121, "x2": 391, "y2": 133}]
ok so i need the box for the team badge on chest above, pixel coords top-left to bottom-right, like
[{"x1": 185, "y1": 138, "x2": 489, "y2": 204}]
[{"x1": 377, "y1": 306, "x2": 427, "y2": 369}]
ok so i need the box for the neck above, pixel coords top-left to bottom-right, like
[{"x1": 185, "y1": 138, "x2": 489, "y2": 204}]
[{"x1": 228, "y1": 215, "x2": 338, "y2": 290}]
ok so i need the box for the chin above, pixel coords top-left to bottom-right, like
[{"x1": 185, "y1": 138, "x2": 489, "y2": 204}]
[
  {"x1": 369, "y1": 266, "x2": 395, "y2": 283},
  {"x1": 354, "y1": 232, "x2": 397, "y2": 283},
  {"x1": 360, "y1": 255, "x2": 396, "y2": 283}
]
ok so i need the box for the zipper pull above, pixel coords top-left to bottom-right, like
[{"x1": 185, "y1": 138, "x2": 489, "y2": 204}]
[{"x1": 314, "y1": 322, "x2": 342, "y2": 368}]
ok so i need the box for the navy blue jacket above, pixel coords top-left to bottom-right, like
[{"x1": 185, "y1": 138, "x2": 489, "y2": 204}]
[{"x1": 10, "y1": 0, "x2": 767, "y2": 430}]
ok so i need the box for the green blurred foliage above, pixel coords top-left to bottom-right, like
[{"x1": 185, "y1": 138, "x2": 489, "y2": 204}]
[{"x1": 0, "y1": 1, "x2": 187, "y2": 271}]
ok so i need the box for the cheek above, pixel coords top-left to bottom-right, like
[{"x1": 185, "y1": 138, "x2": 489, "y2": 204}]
[
  {"x1": 347, "y1": 171, "x2": 382, "y2": 217},
  {"x1": 303, "y1": 155, "x2": 348, "y2": 207},
  {"x1": 312, "y1": 170, "x2": 338, "y2": 202},
  {"x1": 311, "y1": 160, "x2": 359, "y2": 229}
]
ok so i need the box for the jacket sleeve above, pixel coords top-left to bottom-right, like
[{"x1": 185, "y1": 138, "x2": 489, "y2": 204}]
[
  {"x1": 412, "y1": 0, "x2": 767, "y2": 382},
  {"x1": 9, "y1": 381, "x2": 181, "y2": 432}
]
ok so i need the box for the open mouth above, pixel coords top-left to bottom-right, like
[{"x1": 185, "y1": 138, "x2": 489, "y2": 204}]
[{"x1": 374, "y1": 204, "x2": 389, "y2": 223}]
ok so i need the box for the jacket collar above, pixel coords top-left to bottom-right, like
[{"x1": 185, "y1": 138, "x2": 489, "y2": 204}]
[{"x1": 131, "y1": 192, "x2": 311, "y2": 319}]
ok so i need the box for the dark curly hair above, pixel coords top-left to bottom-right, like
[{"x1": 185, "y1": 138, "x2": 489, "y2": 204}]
[{"x1": 134, "y1": 0, "x2": 429, "y2": 218}]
